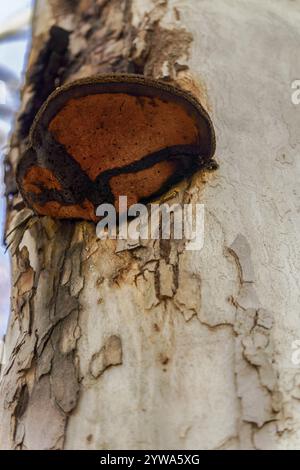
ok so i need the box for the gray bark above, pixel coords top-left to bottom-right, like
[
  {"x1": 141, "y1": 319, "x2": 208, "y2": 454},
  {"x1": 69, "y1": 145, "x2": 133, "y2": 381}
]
[{"x1": 0, "y1": 0, "x2": 300, "y2": 450}]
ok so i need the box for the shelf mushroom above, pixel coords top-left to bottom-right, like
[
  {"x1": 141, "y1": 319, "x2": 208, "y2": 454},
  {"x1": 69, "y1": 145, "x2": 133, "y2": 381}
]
[{"x1": 17, "y1": 74, "x2": 217, "y2": 221}]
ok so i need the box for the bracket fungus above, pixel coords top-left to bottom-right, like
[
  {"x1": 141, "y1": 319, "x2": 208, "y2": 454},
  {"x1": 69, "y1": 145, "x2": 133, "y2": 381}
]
[{"x1": 17, "y1": 74, "x2": 217, "y2": 221}]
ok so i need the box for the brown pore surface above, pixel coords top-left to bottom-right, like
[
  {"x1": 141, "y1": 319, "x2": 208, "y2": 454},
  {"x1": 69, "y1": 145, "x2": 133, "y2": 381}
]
[
  {"x1": 110, "y1": 160, "x2": 177, "y2": 209},
  {"x1": 33, "y1": 199, "x2": 97, "y2": 221},
  {"x1": 22, "y1": 167, "x2": 62, "y2": 193},
  {"x1": 48, "y1": 93, "x2": 200, "y2": 181}
]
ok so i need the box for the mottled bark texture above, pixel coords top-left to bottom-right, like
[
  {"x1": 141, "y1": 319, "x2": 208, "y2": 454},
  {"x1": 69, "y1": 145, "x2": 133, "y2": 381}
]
[{"x1": 1, "y1": 0, "x2": 300, "y2": 450}]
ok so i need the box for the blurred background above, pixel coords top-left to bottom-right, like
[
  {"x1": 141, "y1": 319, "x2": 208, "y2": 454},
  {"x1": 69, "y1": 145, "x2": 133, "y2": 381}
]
[{"x1": 0, "y1": 0, "x2": 32, "y2": 336}]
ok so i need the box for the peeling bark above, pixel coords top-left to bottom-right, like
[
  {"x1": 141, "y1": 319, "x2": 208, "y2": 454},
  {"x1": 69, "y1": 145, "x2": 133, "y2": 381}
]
[
  {"x1": 1, "y1": 0, "x2": 300, "y2": 450},
  {"x1": 89, "y1": 335, "x2": 122, "y2": 379}
]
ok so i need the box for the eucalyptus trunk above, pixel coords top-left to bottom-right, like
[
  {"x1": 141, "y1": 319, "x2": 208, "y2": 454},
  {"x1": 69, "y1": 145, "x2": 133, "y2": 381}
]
[{"x1": 0, "y1": 0, "x2": 300, "y2": 450}]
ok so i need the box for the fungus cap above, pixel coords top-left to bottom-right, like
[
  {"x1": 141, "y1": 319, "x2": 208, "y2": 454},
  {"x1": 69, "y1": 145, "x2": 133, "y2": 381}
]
[{"x1": 17, "y1": 74, "x2": 216, "y2": 221}]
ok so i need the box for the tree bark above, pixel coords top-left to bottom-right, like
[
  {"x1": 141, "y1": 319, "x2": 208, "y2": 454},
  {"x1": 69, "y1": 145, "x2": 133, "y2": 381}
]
[{"x1": 1, "y1": 0, "x2": 300, "y2": 450}]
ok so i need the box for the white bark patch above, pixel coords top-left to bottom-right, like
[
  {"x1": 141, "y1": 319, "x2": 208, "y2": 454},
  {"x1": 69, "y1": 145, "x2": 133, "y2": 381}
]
[{"x1": 229, "y1": 234, "x2": 255, "y2": 284}]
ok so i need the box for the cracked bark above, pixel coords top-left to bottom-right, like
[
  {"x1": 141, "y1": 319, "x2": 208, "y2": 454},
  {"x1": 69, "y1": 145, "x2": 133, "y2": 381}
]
[{"x1": 1, "y1": 0, "x2": 300, "y2": 450}]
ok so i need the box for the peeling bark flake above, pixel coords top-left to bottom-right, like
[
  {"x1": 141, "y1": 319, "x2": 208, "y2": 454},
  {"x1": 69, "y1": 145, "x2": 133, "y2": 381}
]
[{"x1": 89, "y1": 335, "x2": 122, "y2": 379}]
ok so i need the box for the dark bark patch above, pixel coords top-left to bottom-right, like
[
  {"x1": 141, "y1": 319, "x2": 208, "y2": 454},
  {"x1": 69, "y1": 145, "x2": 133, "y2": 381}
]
[
  {"x1": 51, "y1": 352, "x2": 80, "y2": 414},
  {"x1": 14, "y1": 384, "x2": 29, "y2": 419},
  {"x1": 89, "y1": 335, "x2": 122, "y2": 379},
  {"x1": 18, "y1": 26, "x2": 70, "y2": 139},
  {"x1": 22, "y1": 376, "x2": 66, "y2": 450}
]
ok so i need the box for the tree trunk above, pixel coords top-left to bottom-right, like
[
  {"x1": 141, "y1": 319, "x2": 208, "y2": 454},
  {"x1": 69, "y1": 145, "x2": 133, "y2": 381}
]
[{"x1": 1, "y1": 0, "x2": 300, "y2": 450}]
